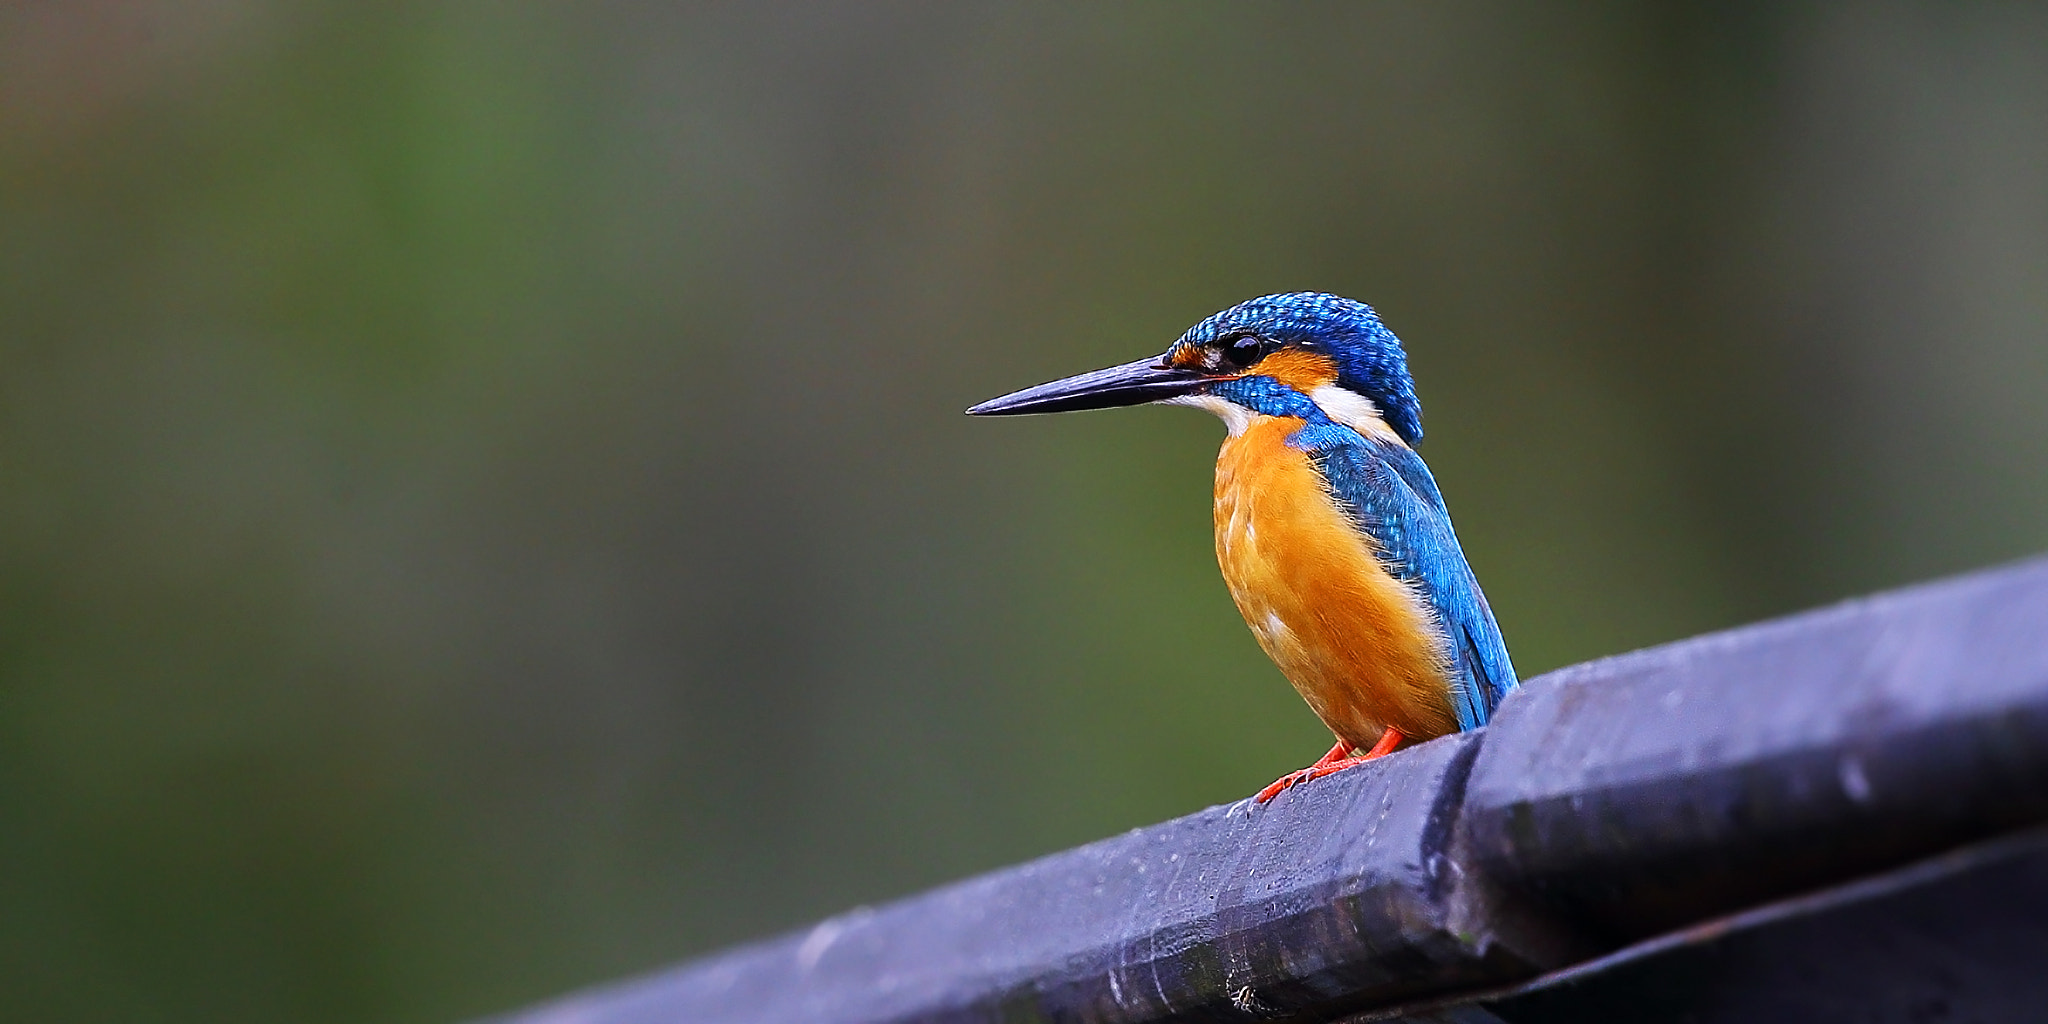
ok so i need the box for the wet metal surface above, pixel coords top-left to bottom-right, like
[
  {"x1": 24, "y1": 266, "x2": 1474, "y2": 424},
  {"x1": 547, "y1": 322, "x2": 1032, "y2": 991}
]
[
  {"x1": 496, "y1": 734, "x2": 1533, "y2": 1024},
  {"x1": 487, "y1": 556, "x2": 2048, "y2": 1024},
  {"x1": 1459, "y1": 555, "x2": 2048, "y2": 942},
  {"x1": 1371, "y1": 828, "x2": 2048, "y2": 1023}
]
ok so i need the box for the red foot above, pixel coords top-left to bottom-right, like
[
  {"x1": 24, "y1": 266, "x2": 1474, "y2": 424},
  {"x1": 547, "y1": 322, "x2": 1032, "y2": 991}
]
[
  {"x1": 1254, "y1": 728, "x2": 1406, "y2": 804},
  {"x1": 1308, "y1": 739, "x2": 1352, "y2": 769},
  {"x1": 1360, "y1": 727, "x2": 1404, "y2": 760}
]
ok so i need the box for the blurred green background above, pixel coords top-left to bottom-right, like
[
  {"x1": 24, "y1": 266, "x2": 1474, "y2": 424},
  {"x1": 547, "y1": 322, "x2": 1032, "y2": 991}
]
[{"x1": 3, "y1": 2, "x2": 2045, "y2": 1021}]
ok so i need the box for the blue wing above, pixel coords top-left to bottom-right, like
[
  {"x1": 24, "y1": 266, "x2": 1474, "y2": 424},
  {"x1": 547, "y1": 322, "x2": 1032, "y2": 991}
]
[{"x1": 1301, "y1": 432, "x2": 1518, "y2": 731}]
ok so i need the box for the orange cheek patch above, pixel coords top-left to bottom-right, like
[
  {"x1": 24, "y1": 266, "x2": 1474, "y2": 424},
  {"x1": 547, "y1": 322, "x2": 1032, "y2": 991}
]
[
  {"x1": 1246, "y1": 350, "x2": 1339, "y2": 392},
  {"x1": 1165, "y1": 343, "x2": 1209, "y2": 371}
]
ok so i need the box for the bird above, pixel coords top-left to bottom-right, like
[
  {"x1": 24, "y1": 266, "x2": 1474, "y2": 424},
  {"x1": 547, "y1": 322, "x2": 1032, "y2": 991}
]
[{"x1": 967, "y1": 292, "x2": 1517, "y2": 803}]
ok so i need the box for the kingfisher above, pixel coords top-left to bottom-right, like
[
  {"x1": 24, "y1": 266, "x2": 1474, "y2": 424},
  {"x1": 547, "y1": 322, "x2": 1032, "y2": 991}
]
[{"x1": 968, "y1": 292, "x2": 1517, "y2": 802}]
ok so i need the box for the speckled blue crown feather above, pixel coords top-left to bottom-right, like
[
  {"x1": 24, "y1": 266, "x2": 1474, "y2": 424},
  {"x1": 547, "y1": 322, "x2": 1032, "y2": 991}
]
[{"x1": 1179, "y1": 292, "x2": 1424, "y2": 445}]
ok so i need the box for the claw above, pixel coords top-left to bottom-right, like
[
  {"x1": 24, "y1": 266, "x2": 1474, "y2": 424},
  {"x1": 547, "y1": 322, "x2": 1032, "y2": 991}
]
[{"x1": 1253, "y1": 728, "x2": 1405, "y2": 804}]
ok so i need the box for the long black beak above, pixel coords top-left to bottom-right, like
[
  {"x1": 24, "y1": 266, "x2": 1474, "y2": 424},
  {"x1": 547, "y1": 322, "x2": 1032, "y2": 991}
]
[{"x1": 966, "y1": 357, "x2": 1205, "y2": 416}]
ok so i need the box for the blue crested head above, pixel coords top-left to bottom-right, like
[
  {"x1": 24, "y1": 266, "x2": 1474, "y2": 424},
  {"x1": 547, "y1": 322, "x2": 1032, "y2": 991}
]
[
  {"x1": 1174, "y1": 292, "x2": 1423, "y2": 445},
  {"x1": 967, "y1": 291, "x2": 1425, "y2": 448}
]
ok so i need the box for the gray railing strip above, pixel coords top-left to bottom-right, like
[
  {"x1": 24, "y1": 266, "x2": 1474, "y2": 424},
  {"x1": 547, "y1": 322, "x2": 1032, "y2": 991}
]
[
  {"x1": 1458, "y1": 553, "x2": 2048, "y2": 942},
  {"x1": 503, "y1": 733, "x2": 1542, "y2": 1023},
  {"x1": 490, "y1": 554, "x2": 2048, "y2": 1024}
]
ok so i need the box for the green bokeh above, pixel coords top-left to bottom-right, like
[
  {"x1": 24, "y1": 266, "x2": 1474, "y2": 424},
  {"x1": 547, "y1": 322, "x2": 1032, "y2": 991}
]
[{"x1": 3, "y1": 4, "x2": 2045, "y2": 1021}]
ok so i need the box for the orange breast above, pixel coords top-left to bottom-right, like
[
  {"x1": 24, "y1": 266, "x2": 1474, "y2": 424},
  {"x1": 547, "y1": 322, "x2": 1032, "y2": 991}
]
[{"x1": 1214, "y1": 417, "x2": 1457, "y2": 748}]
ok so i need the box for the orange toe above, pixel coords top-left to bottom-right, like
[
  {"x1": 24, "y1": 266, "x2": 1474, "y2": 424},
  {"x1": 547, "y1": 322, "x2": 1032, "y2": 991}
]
[
  {"x1": 1360, "y1": 727, "x2": 1404, "y2": 760},
  {"x1": 1255, "y1": 769, "x2": 1309, "y2": 803},
  {"x1": 1253, "y1": 728, "x2": 1407, "y2": 804}
]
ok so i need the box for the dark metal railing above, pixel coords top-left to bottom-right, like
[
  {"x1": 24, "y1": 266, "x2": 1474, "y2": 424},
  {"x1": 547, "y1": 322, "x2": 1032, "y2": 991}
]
[{"x1": 490, "y1": 555, "x2": 2048, "y2": 1024}]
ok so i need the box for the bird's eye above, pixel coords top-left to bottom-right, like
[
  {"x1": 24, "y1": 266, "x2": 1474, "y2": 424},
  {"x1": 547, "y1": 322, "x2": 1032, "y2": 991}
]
[{"x1": 1218, "y1": 335, "x2": 1273, "y2": 371}]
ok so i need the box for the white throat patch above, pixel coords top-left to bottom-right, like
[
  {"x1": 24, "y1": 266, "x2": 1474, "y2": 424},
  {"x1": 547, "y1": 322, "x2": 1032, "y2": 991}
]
[
  {"x1": 1164, "y1": 393, "x2": 1255, "y2": 437},
  {"x1": 1308, "y1": 384, "x2": 1402, "y2": 443}
]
